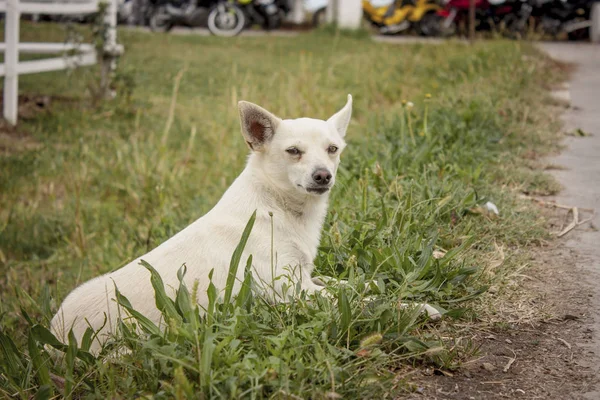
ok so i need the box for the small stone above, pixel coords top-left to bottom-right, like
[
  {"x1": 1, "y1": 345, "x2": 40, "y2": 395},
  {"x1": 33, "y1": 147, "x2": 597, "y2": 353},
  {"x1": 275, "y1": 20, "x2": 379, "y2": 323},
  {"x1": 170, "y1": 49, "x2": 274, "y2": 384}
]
[
  {"x1": 482, "y1": 363, "x2": 496, "y2": 372},
  {"x1": 550, "y1": 89, "x2": 571, "y2": 104},
  {"x1": 433, "y1": 249, "x2": 446, "y2": 259},
  {"x1": 505, "y1": 338, "x2": 513, "y2": 344}
]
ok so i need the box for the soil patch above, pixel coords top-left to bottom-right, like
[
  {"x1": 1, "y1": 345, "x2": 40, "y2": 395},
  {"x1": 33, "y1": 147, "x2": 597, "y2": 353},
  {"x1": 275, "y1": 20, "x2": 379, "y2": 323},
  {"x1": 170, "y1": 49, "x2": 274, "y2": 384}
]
[
  {"x1": 0, "y1": 94, "x2": 80, "y2": 155},
  {"x1": 404, "y1": 208, "x2": 599, "y2": 399}
]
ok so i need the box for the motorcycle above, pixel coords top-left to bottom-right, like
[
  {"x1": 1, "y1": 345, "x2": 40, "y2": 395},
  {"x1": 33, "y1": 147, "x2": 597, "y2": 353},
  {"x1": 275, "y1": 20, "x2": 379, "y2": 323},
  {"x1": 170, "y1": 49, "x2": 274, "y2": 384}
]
[
  {"x1": 207, "y1": 0, "x2": 291, "y2": 36},
  {"x1": 148, "y1": 0, "x2": 217, "y2": 32},
  {"x1": 530, "y1": 0, "x2": 594, "y2": 40},
  {"x1": 362, "y1": 0, "x2": 444, "y2": 36},
  {"x1": 434, "y1": 0, "x2": 532, "y2": 37}
]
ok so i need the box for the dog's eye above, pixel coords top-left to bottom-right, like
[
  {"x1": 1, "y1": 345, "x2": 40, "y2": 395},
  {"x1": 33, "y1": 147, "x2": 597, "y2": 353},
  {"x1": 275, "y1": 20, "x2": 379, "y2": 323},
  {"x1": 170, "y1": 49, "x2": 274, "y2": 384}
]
[
  {"x1": 286, "y1": 147, "x2": 301, "y2": 156},
  {"x1": 327, "y1": 145, "x2": 338, "y2": 154}
]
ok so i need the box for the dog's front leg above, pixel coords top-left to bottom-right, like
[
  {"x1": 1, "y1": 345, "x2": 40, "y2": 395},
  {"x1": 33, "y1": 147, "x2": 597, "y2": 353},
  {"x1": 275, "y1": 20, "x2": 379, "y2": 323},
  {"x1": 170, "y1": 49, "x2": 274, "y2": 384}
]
[
  {"x1": 312, "y1": 275, "x2": 349, "y2": 287},
  {"x1": 311, "y1": 276, "x2": 442, "y2": 320},
  {"x1": 300, "y1": 278, "x2": 328, "y2": 295},
  {"x1": 399, "y1": 302, "x2": 442, "y2": 320}
]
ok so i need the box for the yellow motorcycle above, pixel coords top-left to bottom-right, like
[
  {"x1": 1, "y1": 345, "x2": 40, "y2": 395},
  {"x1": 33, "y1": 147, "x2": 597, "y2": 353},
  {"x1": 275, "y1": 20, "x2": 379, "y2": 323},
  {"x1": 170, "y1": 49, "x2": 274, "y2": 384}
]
[{"x1": 362, "y1": 0, "x2": 443, "y2": 35}]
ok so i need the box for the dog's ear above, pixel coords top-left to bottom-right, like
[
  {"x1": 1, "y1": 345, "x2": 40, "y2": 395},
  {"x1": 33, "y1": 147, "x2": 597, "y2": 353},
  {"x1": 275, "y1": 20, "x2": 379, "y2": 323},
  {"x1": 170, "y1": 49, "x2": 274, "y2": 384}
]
[
  {"x1": 238, "y1": 101, "x2": 281, "y2": 151},
  {"x1": 327, "y1": 94, "x2": 352, "y2": 138}
]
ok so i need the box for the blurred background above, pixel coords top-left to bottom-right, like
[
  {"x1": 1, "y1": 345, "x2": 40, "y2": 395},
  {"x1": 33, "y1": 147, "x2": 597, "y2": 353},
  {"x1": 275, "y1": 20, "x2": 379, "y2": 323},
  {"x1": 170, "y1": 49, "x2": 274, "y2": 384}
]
[{"x1": 10, "y1": 0, "x2": 600, "y2": 41}]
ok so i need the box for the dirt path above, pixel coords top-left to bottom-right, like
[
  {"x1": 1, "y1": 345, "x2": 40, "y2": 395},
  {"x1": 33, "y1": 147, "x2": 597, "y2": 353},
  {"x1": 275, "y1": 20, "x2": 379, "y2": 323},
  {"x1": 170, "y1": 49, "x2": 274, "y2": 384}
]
[
  {"x1": 541, "y1": 42, "x2": 600, "y2": 399},
  {"x1": 401, "y1": 43, "x2": 600, "y2": 399}
]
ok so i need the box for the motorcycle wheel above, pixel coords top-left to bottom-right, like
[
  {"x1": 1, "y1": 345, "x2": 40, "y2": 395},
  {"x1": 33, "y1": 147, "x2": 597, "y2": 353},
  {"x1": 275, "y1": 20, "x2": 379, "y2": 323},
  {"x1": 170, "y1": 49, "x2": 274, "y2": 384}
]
[
  {"x1": 149, "y1": 6, "x2": 174, "y2": 32},
  {"x1": 207, "y1": 3, "x2": 246, "y2": 37},
  {"x1": 416, "y1": 12, "x2": 448, "y2": 37}
]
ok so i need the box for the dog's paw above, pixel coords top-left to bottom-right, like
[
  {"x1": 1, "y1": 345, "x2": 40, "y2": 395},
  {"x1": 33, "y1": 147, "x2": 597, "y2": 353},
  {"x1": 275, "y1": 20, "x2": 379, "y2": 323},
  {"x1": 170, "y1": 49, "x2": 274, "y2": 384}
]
[
  {"x1": 400, "y1": 302, "x2": 442, "y2": 321},
  {"x1": 311, "y1": 277, "x2": 326, "y2": 287},
  {"x1": 312, "y1": 276, "x2": 348, "y2": 287}
]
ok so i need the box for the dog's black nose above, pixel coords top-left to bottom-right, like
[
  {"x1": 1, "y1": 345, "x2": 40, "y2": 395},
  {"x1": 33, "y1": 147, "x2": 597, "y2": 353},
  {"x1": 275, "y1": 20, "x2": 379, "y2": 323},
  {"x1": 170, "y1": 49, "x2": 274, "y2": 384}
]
[{"x1": 312, "y1": 169, "x2": 332, "y2": 185}]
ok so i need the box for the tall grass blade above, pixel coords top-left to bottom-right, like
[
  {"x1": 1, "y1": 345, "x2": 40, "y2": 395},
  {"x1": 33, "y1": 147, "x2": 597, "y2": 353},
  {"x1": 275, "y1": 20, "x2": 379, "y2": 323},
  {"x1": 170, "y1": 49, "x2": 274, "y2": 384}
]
[
  {"x1": 0, "y1": 330, "x2": 23, "y2": 376},
  {"x1": 64, "y1": 330, "x2": 78, "y2": 399},
  {"x1": 80, "y1": 327, "x2": 94, "y2": 353},
  {"x1": 34, "y1": 385, "x2": 52, "y2": 400},
  {"x1": 28, "y1": 330, "x2": 52, "y2": 388},
  {"x1": 206, "y1": 269, "x2": 217, "y2": 326},
  {"x1": 114, "y1": 285, "x2": 161, "y2": 336},
  {"x1": 338, "y1": 290, "x2": 351, "y2": 338},
  {"x1": 200, "y1": 329, "x2": 216, "y2": 391},
  {"x1": 140, "y1": 259, "x2": 182, "y2": 322},
  {"x1": 235, "y1": 255, "x2": 254, "y2": 312},
  {"x1": 30, "y1": 325, "x2": 95, "y2": 364},
  {"x1": 223, "y1": 211, "x2": 257, "y2": 306},
  {"x1": 176, "y1": 275, "x2": 194, "y2": 323}
]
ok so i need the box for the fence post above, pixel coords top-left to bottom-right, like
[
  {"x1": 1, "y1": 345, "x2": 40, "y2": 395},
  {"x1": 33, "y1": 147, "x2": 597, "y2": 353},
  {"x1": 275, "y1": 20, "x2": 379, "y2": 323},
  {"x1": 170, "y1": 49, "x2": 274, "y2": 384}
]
[
  {"x1": 104, "y1": 0, "x2": 117, "y2": 60},
  {"x1": 4, "y1": 0, "x2": 20, "y2": 125},
  {"x1": 100, "y1": 0, "x2": 118, "y2": 98},
  {"x1": 469, "y1": 0, "x2": 475, "y2": 42}
]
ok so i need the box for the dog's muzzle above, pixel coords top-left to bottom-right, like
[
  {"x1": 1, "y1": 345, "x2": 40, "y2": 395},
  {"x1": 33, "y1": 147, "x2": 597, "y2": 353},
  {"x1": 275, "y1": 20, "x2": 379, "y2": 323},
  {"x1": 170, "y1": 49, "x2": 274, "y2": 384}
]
[
  {"x1": 307, "y1": 168, "x2": 332, "y2": 194},
  {"x1": 306, "y1": 187, "x2": 330, "y2": 194}
]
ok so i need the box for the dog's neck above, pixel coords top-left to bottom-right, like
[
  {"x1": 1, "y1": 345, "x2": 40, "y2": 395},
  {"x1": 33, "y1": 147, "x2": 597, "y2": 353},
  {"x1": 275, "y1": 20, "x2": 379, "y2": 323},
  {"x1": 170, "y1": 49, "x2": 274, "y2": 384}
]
[
  {"x1": 251, "y1": 171, "x2": 327, "y2": 221},
  {"x1": 258, "y1": 179, "x2": 322, "y2": 219},
  {"x1": 209, "y1": 154, "x2": 332, "y2": 263},
  {"x1": 238, "y1": 155, "x2": 330, "y2": 225}
]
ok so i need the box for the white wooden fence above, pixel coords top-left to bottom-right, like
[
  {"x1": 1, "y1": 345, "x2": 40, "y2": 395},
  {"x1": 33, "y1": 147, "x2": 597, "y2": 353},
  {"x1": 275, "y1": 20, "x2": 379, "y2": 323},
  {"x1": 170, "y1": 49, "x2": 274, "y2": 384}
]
[{"x1": 0, "y1": 0, "x2": 122, "y2": 125}]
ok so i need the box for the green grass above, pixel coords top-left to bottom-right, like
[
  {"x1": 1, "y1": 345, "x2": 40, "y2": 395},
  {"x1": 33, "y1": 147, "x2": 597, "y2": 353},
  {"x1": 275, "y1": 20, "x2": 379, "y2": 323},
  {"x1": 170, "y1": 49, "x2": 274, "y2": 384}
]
[{"x1": 0, "y1": 24, "x2": 566, "y2": 398}]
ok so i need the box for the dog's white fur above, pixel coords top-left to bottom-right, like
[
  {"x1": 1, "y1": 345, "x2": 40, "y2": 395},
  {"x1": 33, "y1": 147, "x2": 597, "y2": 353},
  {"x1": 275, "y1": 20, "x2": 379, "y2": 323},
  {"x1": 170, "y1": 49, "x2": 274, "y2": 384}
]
[{"x1": 51, "y1": 95, "x2": 353, "y2": 354}]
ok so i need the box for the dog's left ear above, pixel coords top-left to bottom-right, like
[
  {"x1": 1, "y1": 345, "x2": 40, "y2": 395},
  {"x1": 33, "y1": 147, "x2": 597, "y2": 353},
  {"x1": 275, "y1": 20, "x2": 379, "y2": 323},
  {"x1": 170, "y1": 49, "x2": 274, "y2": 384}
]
[
  {"x1": 238, "y1": 101, "x2": 281, "y2": 151},
  {"x1": 327, "y1": 94, "x2": 353, "y2": 138}
]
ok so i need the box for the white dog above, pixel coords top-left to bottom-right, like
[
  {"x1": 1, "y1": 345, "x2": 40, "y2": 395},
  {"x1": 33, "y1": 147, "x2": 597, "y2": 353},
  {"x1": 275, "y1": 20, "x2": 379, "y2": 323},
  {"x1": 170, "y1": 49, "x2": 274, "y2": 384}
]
[{"x1": 51, "y1": 95, "x2": 354, "y2": 354}]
